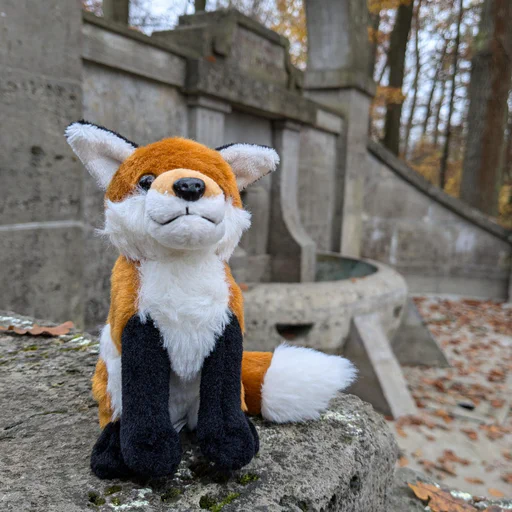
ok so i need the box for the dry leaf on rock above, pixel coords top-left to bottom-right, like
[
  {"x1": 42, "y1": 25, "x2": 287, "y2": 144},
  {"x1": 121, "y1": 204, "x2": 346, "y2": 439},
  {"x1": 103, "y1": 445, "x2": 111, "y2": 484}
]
[
  {"x1": 488, "y1": 488, "x2": 505, "y2": 498},
  {"x1": 0, "y1": 321, "x2": 74, "y2": 336},
  {"x1": 408, "y1": 482, "x2": 477, "y2": 511}
]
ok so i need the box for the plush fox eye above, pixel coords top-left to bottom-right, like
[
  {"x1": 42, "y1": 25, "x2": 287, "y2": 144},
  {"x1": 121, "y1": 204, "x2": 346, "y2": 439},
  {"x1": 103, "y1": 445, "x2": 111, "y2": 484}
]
[{"x1": 138, "y1": 174, "x2": 155, "y2": 191}]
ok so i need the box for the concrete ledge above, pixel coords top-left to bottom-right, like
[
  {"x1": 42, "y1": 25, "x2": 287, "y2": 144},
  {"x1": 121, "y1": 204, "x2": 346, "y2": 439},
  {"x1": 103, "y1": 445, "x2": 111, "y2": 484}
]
[
  {"x1": 82, "y1": 21, "x2": 187, "y2": 88},
  {"x1": 0, "y1": 311, "x2": 398, "y2": 511},
  {"x1": 82, "y1": 11, "x2": 198, "y2": 60},
  {"x1": 368, "y1": 140, "x2": 512, "y2": 244}
]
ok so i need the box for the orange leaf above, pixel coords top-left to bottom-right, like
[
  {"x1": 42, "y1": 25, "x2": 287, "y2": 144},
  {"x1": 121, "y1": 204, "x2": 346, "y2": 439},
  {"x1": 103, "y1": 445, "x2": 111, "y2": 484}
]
[
  {"x1": 0, "y1": 321, "x2": 74, "y2": 337},
  {"x1": 408, "y1": 482, "x2": 477, "y2": 511},
  {"x1": 461, "y1": 428, "x2": 478, "y2": 441},
  {"x1": 501, "y1": 472, "x2": 512, "y2": 484},
  {"x1": 488, "y1": 488, "x2": 505, "y2": 498},
  {"x1": 465, "y1": 477, "x2": 484, "y2": 485},
  {"x1": 398, "y1": 456, "x2": 409, "y2": 467}
]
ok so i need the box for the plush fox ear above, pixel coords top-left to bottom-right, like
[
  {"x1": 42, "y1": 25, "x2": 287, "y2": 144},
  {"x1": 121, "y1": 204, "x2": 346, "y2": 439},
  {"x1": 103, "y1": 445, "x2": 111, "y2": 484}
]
[
  {"x1": 65, "y1": 121, "x2": 137, "y2": 189},
  {"x1": 217, "y1": 143, "x2": 280, "y2": 191}
]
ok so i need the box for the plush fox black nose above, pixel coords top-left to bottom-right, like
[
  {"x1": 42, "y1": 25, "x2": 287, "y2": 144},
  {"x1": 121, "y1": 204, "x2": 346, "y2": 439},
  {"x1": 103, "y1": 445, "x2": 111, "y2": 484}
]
[{"x1": 173, "y1": 178, "x2": 205, "y2": 202}]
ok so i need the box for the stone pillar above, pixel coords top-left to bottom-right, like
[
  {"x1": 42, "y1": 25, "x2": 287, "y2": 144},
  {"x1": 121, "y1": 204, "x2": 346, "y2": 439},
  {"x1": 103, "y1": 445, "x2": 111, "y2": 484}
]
[
  {"x1": 0, "y1": 1, "x2": 84, "y2": 324},
  {"x1": 187, "y1": 96, "x2": 231, "y2": 148},
  {"x1": 103, "y1": 0, "x2": 130, "y2": 24},
  {"x1": 304, "y1": 0, "x2": 376, "y2": 258},
  {"x1": 269, "y1": 121, "x2": 316, "y2": 282}
]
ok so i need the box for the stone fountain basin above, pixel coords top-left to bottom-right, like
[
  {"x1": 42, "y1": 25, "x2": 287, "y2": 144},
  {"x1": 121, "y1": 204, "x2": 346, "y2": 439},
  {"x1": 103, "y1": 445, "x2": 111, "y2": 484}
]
[{"x1": 243, "y1": 253, "x2": 408, "y2": 353}]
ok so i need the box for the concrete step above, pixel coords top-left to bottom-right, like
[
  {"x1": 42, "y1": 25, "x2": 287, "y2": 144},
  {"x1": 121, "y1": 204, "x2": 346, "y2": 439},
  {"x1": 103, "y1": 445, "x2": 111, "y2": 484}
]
[
  {"x1": 392, "y1": 298, "x2": 450, "y2": 368},
  {"x1": 345, "y1": 312, "x2": 418, "y2": 419}
]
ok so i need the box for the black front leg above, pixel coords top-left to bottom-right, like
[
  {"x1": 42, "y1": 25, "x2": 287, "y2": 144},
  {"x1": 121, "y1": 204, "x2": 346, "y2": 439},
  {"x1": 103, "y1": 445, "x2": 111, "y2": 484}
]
[
  {"x1": 196, "y1": 314, "x2": 259, "y2": 470},
  {"x1": 120, "y1": 315, "x2": 182, "y2": 478}
]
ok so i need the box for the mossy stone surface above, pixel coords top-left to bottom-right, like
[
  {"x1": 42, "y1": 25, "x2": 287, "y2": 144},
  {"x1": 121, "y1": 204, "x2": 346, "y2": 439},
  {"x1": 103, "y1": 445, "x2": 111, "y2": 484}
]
[{"x1": 0, "y1": 311, "x2": 399, "y2": 511}]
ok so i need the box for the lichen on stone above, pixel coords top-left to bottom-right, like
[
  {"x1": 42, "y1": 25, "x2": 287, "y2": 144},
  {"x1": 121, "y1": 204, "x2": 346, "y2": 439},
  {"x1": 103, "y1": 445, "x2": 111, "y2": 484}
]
[
  {"x1": 104, "y1": 485, "x2": 122, "y2": 496},
  {"x1": 237, "y1": 473, "x2": 260, "y2": 485},
  {"x1": 199, "y1": 492, "x2": 240, "y2": 511},
  {"x1": 161, "y1": 488, "x2": 181, "y2": 503},
  {"x1": 321, "y1": 409, "x2": 363, "y2": 436},
  {"x1": 88, "y1": 491, "x2": 106, "y2": 506}
]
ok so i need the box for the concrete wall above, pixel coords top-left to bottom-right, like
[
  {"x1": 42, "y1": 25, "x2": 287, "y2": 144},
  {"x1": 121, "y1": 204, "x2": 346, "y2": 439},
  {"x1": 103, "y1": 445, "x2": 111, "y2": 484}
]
[
  {"x1": 0, "y1": 0, "x2": 84, "y2": 324},
  {"x1": 364, "y1": 142, "x2": 512, "y2": 299},
  {"x1": 298, "y1": 127, "x2": 339, "y2": 252}
]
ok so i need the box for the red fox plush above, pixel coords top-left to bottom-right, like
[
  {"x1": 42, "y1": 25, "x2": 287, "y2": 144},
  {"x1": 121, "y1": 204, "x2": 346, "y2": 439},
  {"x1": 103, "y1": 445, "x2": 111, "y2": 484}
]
[{"x1": 65, "y1": 121, "x2": 357, "y2": 480}]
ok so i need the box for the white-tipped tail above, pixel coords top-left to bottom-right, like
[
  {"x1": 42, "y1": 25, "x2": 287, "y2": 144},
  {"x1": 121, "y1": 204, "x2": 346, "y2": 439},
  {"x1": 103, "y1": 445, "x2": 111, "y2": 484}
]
[{"x1": 260, "y1": 344, "x2": 357, "y2": 423}]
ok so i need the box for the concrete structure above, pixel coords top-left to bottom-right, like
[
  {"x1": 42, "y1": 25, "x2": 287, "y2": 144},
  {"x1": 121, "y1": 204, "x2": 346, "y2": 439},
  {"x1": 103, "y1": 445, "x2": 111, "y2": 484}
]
[
  {"x1": 243, "y1": 257, "x2": 407, "y2": 353},
  {"x1": 0, "y1": 1, "x2": 84, "y2": 324},
  {"x1": 345, "y1": 313, "x2": 417, "y2": 418},
  {"x1": 365, "y1": 142, "x2": 512, "y2": 299},
  {"x1": 1, "y1": 2, "x2": 511, "y2": 333},
  {"x1": 392, "y1": 299, "x2": 450, "y2": 367},
  {"x1": 0, "y1": 311, "x2": 399, "y2": 511}
]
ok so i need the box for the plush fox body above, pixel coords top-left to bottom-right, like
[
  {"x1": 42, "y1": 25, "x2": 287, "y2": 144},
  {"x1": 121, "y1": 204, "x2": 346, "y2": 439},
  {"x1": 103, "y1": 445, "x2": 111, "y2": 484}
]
[{"x1": 65, "y1": 121, "x2": 356, "y2": 480}]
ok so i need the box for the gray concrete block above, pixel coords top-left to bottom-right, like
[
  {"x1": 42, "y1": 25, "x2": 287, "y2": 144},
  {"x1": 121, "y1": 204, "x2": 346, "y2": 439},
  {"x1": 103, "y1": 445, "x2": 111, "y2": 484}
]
[
  {"x1": 82, "y1": 22, "x2": 186, "y2": 88},
  {"x1": 392, "y1": 298, "x2": 450, "y2": 367},
  {"x1": 243, "y1": 258, "x2": 408, "y2": 353},
  {"x1": 298, "y1": 127, "x2": 338, "y2": 252},
  {"x1": 345, "y1": 313, "x2": 417, "y2": 419},
  {"x1": 0, "y1": 70, "x2": 83, "y2": 225},
  {"x1": 268, "y1": 121, "x2": 317, "y2": 283},
  {"x1": 83, "y1": 62, "x2": 188, "y2": 145},
  {"x1": 0, "y1": 225, "x2": 84, "y2": 325},
  {"x1": 0, "y1": 0, "x2": 81, "y2": 78}
]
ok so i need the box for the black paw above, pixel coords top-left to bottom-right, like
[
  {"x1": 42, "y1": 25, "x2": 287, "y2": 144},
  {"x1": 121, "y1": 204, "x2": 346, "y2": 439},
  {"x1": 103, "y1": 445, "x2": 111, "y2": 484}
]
[
  {"x1": 121, "y1": 423, "x2": 182, "y2": 478},
  {"x1": 199, "y1": 414, "x2": 257, "y2": 470},
  {"x1": 91, "y1": 422, "x2": 133, "y2": 480}
]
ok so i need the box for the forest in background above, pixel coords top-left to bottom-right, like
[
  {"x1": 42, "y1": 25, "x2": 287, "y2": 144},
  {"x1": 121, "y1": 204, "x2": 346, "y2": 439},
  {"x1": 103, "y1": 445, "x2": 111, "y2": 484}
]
[{"x1": 83, "y1": 0, "x2": 512, "y2": 228}]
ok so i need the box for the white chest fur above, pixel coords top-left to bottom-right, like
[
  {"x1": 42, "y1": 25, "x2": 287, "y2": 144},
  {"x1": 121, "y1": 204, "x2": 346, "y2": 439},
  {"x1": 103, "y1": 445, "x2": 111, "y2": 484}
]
[{"x1": 137, "y1": 254, "x2": 231, "y2": 381}]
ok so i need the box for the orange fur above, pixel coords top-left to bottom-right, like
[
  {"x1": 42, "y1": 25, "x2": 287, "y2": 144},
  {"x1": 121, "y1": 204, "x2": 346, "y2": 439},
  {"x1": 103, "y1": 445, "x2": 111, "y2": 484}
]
[
  {"x1": 225, "y1": 264, "x2": 244, "y2": 333},
  {"x1": 92, "y1": 359, "x2": 113, "y2": 428},
  {"x1": 108, "y1": 256, "x2": 140, "y2": 352},
  {"x1": 106, "y1": 138, "x2": 242, "y2": 207},
  {"x1": 241, "y1": 352, "x2": 274, "y2": 415}
]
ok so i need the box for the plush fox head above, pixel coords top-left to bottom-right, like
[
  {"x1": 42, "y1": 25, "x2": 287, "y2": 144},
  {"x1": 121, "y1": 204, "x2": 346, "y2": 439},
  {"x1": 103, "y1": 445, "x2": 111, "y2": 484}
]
[{"x1": 65, "y1": 121, "x2": 279, "y2": 261}]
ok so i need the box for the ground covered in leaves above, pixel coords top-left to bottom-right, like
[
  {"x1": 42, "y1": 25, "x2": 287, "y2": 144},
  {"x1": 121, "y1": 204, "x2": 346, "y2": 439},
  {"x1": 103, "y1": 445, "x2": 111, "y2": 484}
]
[{"x1": 391, "y1": 296, "x2": 512, "y2": 500}]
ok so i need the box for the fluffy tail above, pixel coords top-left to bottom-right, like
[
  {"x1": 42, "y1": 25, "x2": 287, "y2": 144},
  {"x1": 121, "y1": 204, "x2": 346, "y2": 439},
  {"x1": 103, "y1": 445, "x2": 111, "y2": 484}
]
[{"x1": 241, "y1": 345, "x2": 357, "y2": 423}]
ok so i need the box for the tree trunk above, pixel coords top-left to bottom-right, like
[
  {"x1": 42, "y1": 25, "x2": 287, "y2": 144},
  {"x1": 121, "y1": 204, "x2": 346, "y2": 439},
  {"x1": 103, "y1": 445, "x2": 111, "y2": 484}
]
[
  {"x1": 195, "y1": 0, "x2": 207, "y2": 12},
  {"x1": 368, "y1": 11, "x2": 381, "y2": 80},
  {"x1": 423, "y1": 38, "x2": 448, "y2": 136},
  {"x1": 439, "y1": 0, "x2": 464, "y2": 190},
  {"x1": 434, "y1": 78, "x2": 446, "y2": 149},
  {"x1": 103, "y1": 0, "x2": 129, "y2": 24},
  {"x1": 503, "y1": 102, "x2": 512, "y2": 184},
  {"x1": 460, "y1": 0, "x2": 512, "y2": 216},
  {"x1": 404, "y1": 0, "x2": 423, "y2": 158},
  {"x1": 382, "y1": 0, "x2": 415, "y2": 155}
]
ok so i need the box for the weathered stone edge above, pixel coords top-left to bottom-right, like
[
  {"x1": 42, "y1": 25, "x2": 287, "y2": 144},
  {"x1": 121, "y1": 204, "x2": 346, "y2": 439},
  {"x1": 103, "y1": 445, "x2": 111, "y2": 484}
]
[
  {"x1": 368, "y1": 139, "x2": 512, "y2": 243},
  {"x1": 82, "y1": 11, "x2": 199, "y2": 60}
]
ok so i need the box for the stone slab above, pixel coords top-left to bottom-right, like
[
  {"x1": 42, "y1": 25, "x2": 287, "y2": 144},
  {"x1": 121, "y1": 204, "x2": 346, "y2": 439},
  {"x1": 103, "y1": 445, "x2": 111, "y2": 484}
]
[
  {"x1": 345, "y1": 313, "x2": 417, "y2": 419},
  {"x1": 0, "y1": 311, "x2": 399, "y2": 512},
  {"x1": 0, "y1": 225, "x2": 84, "y2": 327},
  {"x1": 391, "y1": 298, "x2": 450, "y2": 367}
]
